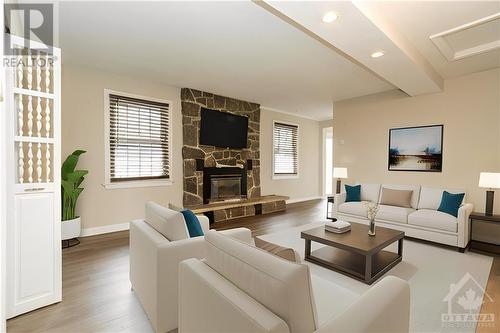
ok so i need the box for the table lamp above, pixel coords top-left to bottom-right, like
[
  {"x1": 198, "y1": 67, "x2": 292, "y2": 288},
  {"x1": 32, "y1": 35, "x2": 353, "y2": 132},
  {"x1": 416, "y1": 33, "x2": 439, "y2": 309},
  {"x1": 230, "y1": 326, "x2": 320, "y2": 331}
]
[
  {"x1": 479, "y1": 172, "x2": 500, "y2": 216},
  {"x1": 333, "y1": 167, "x2": 348, "y2": 194}
]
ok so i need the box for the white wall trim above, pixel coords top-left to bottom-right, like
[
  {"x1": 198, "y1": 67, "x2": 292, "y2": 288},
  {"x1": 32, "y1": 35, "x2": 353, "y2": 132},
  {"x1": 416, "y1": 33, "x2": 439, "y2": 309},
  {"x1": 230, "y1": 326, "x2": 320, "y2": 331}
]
[
  {"x1": 286, "y1": 196, "x2": 323, "y2": 204},
  {"x1": 80, "y1": 197, "x2": 324, "y2": 237},
  {"x1": 81, "y1": 222, "x2": 130, "y2": 237}
]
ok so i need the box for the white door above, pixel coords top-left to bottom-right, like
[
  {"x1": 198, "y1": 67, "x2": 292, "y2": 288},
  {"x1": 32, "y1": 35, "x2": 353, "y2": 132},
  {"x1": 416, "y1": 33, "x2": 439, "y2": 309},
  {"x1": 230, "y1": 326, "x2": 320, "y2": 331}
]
[{"x1": 5, "y1": 36, "x2": 62, "y2": 318}]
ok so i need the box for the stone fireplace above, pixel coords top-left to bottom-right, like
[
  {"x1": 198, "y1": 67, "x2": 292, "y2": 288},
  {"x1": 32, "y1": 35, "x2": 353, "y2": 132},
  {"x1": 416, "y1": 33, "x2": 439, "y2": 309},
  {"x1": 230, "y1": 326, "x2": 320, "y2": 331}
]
[{"x1": 181, "y1": 88, "x2": 262, "y2": 221}]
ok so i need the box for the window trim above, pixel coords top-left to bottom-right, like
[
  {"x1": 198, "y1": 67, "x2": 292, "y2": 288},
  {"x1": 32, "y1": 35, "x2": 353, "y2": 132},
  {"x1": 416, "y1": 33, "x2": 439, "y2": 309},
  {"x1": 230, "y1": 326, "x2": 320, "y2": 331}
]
[
  {"x1": 103, "y1": 89, "x2": 173, "y2": 189},
  {"x1": 272, "y1": 120, "x2": 299, "y2": 180}
]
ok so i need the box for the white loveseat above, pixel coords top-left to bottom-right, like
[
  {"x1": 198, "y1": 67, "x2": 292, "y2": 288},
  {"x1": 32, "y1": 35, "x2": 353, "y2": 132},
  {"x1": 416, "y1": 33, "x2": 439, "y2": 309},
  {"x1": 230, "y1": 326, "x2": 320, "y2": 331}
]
[
  {"x1": 129, "y1": 202, "x2": 252, "y2": 333},
  {"x1": 179, "y1": 230, "x2": 411, "y2": 333},
  {"x1": 334, "y1": 184, "x2": 473, "y2": 251}
]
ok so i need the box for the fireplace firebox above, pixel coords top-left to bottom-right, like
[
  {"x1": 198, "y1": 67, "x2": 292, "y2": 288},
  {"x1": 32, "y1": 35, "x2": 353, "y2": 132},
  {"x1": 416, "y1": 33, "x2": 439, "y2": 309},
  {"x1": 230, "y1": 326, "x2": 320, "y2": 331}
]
[
  {"x1": 203, "y1": 167, "x2": 247, "y2": 203},
  {"x1": 210, "y1": 175, "x2": 242, "y2": 200}
]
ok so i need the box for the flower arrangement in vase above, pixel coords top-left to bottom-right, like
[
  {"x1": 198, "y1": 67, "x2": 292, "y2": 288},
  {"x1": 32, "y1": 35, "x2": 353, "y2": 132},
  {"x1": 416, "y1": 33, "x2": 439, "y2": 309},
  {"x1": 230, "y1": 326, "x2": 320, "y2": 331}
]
[{"x1": 365, "y1": 202, "x2": 379, "y2": 236}]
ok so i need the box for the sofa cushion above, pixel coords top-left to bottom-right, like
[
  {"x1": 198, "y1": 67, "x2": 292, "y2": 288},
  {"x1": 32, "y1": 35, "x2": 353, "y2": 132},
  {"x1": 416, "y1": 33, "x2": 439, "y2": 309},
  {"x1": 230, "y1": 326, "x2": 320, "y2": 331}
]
[
  {"x1": 338, "y1": 202, "x2": 367, "y2": 217},
  {"x1": 379, "y1": 184, "x2": 421, "y2": 209},
  {"x1": 205, "y1": 231, "x2": 318, "y2": 333},
  {"x1": 408, "y1": 209, "x2": 458, "y2": 232},
  {"x1": 345, "y1": 184, "x2": 361, "y2": 202},
  {"x1": 254, "y1": 237, "x2": 300, "y2": 263},
  {"x1": 360, "y1": 183, "x2": 381, "y2": 202},
  {"x1": 376, "y1": 205, "x2": 415, "y2": 224},
  {"x1": 437, "y1": 191, "x2": 465, "y2": 217},
  {"x1": 145, "y1": 201, "x2": 189, "y2": 241},
  {"x1": 379, "y1": 188, "x2": 413, "y2": 208},
  {"x1": 418, "y1": 187, "x2": 466, "y2": 210}
]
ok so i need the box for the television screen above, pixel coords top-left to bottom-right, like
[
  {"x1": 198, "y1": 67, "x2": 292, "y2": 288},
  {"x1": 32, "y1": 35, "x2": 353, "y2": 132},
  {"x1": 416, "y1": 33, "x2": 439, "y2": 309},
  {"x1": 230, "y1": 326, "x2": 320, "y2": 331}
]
[{"x1": 199, "y1": 108, "x2": 248, "y2": 148}]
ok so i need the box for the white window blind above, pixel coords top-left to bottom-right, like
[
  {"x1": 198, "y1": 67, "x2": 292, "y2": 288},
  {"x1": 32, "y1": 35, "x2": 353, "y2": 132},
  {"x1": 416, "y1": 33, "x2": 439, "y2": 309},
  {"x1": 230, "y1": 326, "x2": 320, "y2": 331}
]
[
  {"x1": 108, "y1": 93, "x2": 170, "y2": 182},
  {"x1": 273, "y1": 122, "x2": 298, "y2": 175}
]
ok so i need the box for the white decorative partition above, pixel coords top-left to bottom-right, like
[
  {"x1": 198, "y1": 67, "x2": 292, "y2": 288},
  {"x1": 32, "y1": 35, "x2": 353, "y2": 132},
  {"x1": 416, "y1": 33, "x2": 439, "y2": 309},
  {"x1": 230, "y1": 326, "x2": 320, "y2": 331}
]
[{"x1": 4, "y1": 36, "x2": 62, "y2": 318}]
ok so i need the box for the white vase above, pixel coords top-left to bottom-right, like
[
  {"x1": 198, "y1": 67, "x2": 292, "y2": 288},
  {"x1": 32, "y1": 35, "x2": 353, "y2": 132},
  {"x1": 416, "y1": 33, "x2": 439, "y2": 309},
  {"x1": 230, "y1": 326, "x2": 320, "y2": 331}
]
[{"x1": 61, "y1": 216, "x2": 81, "y2": 240}]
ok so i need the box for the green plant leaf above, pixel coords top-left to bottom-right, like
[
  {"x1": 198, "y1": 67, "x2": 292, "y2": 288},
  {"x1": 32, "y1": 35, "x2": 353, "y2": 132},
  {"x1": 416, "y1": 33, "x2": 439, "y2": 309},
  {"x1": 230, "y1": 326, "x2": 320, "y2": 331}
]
[
  {"x1": 67, "y1": 170, "x2": 88, "y2": 184},
  {"x1": 61, "y1": 150, "x2": 87, "y2": 221},
  {"x1": 61, "y1": 179, "x2": 74, "y2": 194},
  {"x1": 61, "y1": 150, "x2": 86, "y2": 180}
]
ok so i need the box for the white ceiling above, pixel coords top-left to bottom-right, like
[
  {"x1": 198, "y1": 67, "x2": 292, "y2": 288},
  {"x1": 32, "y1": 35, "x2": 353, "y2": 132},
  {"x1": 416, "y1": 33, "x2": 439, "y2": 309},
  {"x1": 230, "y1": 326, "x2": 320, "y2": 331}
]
[
  {"x1": 58, "y1": 1, "x2": 393, "y2": 121},
  {"x1": 58, "y1": 1, "x2": 500, "y2": 120},
  {"x1": 371, "y1": 1, "x2": 500, "y2": 78}
]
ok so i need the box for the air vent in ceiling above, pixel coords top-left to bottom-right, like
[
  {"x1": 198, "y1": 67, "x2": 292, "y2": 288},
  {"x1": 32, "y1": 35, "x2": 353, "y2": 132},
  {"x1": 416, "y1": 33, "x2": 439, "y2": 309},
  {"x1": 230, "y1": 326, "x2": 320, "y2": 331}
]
[{"x1": 430, "y1": 12, "x2": 500, "y2": 61}]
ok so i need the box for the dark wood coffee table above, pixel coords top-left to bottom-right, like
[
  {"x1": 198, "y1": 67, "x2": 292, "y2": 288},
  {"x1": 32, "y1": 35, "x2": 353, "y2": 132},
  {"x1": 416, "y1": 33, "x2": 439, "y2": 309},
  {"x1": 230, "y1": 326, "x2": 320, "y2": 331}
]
[{"x1": 301, "y1": 223, "x2": 404, "y2": 285}]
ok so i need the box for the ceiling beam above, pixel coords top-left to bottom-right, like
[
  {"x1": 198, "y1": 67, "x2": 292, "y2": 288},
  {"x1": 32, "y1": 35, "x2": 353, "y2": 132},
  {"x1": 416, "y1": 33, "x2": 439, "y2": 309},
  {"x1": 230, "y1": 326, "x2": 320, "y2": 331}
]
[{"x1": 258, "y1": 0, "x2": 444, "y2": 96}]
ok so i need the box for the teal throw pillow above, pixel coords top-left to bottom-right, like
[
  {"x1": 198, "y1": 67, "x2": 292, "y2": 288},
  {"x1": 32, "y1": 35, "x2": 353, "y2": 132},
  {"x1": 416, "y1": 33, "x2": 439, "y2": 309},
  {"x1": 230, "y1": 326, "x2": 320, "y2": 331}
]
[
  {"x1": 437, "y1": 191, "x2": 465, "y2": 217},
  {"x1": 345, "y1": 184, "x2": 361, "y2": 202},
  {"x1": 180, "y1": 209, "x2": 204, "y2": 237}
]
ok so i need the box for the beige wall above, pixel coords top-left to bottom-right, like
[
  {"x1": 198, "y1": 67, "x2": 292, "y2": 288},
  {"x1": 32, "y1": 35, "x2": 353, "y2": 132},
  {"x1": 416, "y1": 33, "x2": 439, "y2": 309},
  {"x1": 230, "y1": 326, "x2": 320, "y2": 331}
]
[
  {"x1": 260, "y1": 108, "x2": 322, "y2": 200},
  {"x1": 62, "y1": 65, "x2": 184, "y2": 232},
  {"x1": 333, "y1": 68, "x2": 500, "y2": 242},
  {"x1": 62, "y1": 66, "x2": 324, "y2": 232}
]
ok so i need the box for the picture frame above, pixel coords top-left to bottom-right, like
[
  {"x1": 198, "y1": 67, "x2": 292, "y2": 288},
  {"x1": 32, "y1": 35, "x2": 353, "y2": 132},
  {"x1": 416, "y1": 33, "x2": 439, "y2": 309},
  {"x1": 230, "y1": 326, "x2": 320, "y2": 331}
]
[{"x1": 388, "y1": 125, "x2": 443, "y2": 172}]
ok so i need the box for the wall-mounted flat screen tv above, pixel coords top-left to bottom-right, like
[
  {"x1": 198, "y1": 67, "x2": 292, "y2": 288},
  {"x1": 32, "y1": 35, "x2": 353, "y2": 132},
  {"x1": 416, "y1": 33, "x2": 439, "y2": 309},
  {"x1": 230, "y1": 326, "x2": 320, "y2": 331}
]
[{"x1": 199, "y1": 108, "x2": 248, "y2": 148}]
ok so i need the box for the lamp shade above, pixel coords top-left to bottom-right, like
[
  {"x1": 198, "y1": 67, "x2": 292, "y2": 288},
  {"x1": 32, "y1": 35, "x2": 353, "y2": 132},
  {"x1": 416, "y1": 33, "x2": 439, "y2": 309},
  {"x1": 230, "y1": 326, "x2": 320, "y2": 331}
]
[
  {"x1": 333, "y1": 167, "x2": 348, "y2": 179},
  {"x1": 479, "y1": 172, "x2": 500, "y2": 189}
]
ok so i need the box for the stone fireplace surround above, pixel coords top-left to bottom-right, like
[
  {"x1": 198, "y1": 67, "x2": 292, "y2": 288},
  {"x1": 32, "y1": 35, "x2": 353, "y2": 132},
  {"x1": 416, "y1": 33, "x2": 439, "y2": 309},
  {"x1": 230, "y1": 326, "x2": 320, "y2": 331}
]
[
  {"x1": 181, "y1": 88, "x2": 286, "y2": 222},
  {"x1": 182, "y1": 88, "x2": 262, "y2": 221}
]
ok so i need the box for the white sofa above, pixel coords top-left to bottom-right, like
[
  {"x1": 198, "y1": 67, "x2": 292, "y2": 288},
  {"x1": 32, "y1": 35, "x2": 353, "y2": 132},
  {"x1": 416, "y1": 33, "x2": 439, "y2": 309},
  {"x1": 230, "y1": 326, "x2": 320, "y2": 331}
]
[
  {"x1": 129, "y1": 202, "x2": 252, "y2": 333},
  {"x1": 179, "y1": 230, "x2": 411, "y2": 333},
  {"x1": 334, "y1": 184, "x2": 473, "y2": 251}
]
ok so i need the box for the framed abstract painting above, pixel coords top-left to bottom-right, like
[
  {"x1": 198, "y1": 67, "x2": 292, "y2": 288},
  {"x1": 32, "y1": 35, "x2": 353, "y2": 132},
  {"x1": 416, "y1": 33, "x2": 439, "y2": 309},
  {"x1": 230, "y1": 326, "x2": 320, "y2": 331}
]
[{"x1": 388, "y1": 125, "x2": 443, "y2": 172}]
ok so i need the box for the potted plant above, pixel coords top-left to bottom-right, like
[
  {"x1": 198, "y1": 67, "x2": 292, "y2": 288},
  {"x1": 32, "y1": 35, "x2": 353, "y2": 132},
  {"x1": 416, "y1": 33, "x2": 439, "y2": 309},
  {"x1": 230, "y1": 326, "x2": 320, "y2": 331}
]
[{"x1": 61, "y1": 150, "x2": 88, "y2": 245}]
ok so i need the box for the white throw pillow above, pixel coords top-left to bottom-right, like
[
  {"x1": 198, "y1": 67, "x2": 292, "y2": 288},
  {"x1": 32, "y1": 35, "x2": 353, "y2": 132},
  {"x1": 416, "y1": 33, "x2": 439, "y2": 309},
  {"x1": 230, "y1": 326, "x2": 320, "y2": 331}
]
[
  {"x1": 145, "y1": 201, "x2": 189, "y2": 241},
  {"x1": 360, "y1": 183, "x2": 381, "y2": 202},
  {"x1": 418, "y1": 187, "x2": 466, "y2": 210}
]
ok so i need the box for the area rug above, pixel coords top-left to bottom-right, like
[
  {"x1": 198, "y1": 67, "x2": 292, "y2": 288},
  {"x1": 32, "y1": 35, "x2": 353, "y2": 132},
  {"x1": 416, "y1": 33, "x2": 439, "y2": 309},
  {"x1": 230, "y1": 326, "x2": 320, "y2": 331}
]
[{"x1": 259, "y1": 222, "x2": 493, "y2": 333}]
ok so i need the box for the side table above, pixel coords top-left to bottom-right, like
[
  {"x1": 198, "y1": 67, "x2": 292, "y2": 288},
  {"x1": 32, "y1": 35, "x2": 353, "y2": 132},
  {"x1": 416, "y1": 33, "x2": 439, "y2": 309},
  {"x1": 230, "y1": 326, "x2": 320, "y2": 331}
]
[{"x1": 469, "y1": 212, "x2": 500, "y2": 254}]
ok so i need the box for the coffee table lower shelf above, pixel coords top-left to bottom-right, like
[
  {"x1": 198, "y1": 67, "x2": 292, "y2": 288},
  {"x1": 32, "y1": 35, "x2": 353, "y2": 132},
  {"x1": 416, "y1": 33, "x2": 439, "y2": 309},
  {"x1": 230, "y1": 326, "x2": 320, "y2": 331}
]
[{"x1": 305, "y1": 246, "x2": 402, "y2": 285}]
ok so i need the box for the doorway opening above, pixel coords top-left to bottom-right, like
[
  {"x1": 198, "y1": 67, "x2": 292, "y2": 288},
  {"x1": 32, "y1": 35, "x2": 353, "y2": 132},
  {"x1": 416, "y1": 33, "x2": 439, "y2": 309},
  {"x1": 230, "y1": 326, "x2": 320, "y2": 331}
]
[{"x1": 323, "y1": 127, "x2": 333, "y2": 196}]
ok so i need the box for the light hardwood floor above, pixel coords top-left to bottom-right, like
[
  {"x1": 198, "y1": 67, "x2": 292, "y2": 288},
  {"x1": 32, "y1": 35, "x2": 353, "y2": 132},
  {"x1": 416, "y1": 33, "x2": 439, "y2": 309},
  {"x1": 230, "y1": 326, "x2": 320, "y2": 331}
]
[{"x1": 6, "y1": 199, "x2": 499, "y2": 332}]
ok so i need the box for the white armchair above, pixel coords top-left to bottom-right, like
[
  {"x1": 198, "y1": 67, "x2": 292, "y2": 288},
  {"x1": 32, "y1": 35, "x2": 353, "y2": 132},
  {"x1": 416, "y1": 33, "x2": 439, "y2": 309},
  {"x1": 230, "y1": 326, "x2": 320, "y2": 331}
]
[
  {"x1": 179, "y1": 230, "x2": 410, "y2": 333},
  {"x1": 129, "y1": 202, "x2": 252, "y2": 333}
]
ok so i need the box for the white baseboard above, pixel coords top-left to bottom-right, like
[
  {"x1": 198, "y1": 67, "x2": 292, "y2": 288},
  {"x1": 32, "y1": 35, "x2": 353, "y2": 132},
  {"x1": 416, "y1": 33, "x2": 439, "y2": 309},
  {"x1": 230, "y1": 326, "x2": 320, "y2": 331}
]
[
  {"x1": 80, "y1": 222, "x2": 130, "y2": 237},
  {"x1": 80, "y1": 197, "x2": 323, "y2": 237},
  {"x1": 286, "y1": 196, "x2": 323, "y2": 204}
]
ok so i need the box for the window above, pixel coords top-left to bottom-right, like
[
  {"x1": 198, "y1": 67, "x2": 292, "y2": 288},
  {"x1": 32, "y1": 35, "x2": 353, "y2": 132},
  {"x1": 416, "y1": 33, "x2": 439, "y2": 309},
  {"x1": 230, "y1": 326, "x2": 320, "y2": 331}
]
[
  {"x1": 104, "y1": 90, "x2": 171, "y2": 188},
  {"x1": 273, "y1": 121, "x2": 299, "y2": 178}
]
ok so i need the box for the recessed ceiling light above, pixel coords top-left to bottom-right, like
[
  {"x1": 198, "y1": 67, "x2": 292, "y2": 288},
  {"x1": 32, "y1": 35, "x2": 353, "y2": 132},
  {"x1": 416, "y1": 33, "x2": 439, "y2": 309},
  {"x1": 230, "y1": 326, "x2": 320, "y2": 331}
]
[
  {"x1": 371, "y1": 51, "x2": 385, "y2": 58},
  {"x1": 322, "y1": 11, "x2": 339, "y2": 23}
]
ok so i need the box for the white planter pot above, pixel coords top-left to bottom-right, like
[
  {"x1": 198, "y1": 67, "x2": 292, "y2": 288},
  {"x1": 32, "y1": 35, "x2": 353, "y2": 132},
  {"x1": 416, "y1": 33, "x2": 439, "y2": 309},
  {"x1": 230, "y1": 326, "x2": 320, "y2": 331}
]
[{"x1": 62, "y1": 217, "x2": 81, "y2": 240}]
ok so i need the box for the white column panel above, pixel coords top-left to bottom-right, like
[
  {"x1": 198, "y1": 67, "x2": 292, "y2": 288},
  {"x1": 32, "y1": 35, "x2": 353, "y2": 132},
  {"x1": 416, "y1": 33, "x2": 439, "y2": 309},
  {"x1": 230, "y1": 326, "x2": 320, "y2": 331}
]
[{"x1": 15, "y1": 194, "x2": 54, "y2": 302}]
